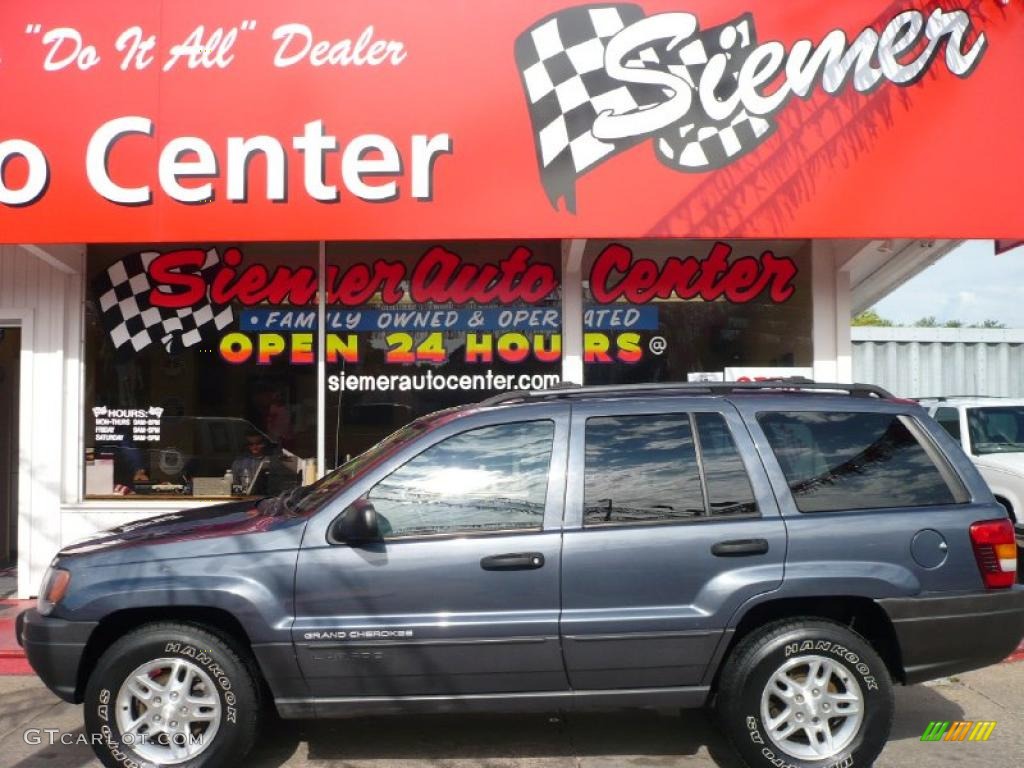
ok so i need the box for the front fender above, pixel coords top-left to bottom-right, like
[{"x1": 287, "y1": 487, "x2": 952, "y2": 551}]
[
  {"x1": 52, "y1": 546, "x2": 303, "y2": 703},
  {"x1": 63, "y1": 573, "x2": 294, "y2": 643},
  {"x1": 54, "y1": 521, "x2": 305, "y2": 643}
]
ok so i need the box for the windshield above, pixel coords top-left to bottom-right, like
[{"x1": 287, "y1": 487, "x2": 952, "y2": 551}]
[
  {"x1": 280, "y1": 409, "x2": 460, "y2": 516},
  {"x1": 967, "y1": 406, "x2": 1024, "y2": 455}
]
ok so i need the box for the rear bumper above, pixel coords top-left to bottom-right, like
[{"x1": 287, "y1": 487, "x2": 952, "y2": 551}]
[
  {"x1": 18, "y1": 609, "x2": 97, "y2": 703},
  {"x1": 878, "y1": 587, "x2": 1024, "y2": 685}
]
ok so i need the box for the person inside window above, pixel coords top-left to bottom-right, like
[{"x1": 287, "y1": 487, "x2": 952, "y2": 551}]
[
  {"x1": 230, "y1": 430, "x2": 301, "y2": 496},
  {"x1": 231, "y1": 431, "x2": 273, "y2": 495}
]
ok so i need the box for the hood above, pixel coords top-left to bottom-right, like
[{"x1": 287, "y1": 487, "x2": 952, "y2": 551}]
[
  {"x1": 973, "y1": 453, "x2": 1024, "y2": 477},
  {"x1": 59, "y1": 497, "x2": 304, "y2": 557}
]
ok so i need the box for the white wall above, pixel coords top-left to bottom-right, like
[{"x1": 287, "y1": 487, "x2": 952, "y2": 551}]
[
  {"x1": 811, "y1": 240, "x2": 853, "y2": 383},
  {"x1": 0, "y1": 245, "x2": 83, "y2": 597}
]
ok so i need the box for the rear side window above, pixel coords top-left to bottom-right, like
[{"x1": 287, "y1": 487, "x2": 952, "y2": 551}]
[
  {"x1": 758, "y1": 411, "x2": 963, "y2": 513},
  {"x1": 584, "y1": 414, "x2": 704, "y2": 525},
  {"x1": 583, "y1": 412, "x2": 757, "y2": 526},
  {"x1": 696, "y1": 413, "x2": 758, "y2": 517}
]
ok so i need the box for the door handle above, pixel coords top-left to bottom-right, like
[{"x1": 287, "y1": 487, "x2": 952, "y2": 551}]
[
  {"x1": 711, "y1": 538, "x2": 770, "y2": 557},
  {"x1": 480, "y1": 552, "x2": 545, "y2": 571}
]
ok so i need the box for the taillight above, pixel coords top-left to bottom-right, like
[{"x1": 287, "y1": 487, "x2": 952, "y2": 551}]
[{"x1": 970, "y1": 519, "x2": 1018, "y2": 589}]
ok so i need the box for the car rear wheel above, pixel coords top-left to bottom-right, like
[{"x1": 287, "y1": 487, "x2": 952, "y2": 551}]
[
  {"x1": 84, "y1": 622, "x2": 260, "y2": 768},
  {"x1": 714, "y1": 618, "x2": 894, "y2": 768}
]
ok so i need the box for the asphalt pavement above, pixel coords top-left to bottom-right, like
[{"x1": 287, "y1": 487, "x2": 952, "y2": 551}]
[{"x1": 0, "y1": 662, "x2": 1021, "y2": 768}]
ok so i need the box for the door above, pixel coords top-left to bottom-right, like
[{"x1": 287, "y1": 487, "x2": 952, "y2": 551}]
[
  {"x1": 559, "y1": 398, "x2": 786, "y2": 690},
  {"x1": 293, "y1": 405, "x2": 570, "y2": 698},
  {"x1": 0, "y1": 327, "x2": 19, "y2": 569}
]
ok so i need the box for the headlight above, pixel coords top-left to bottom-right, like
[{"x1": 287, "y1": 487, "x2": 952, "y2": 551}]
[{"x1": 37, "y1": 567, "x2": 71, "y2": 616}]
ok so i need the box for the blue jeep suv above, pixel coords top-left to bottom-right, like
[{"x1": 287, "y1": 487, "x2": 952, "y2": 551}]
[{"x1": 18, "y1": 381, "x2": 1024, "y2": 768}]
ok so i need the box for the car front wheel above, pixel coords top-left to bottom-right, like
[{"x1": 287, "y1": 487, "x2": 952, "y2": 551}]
[
  {"x1": 715, "y1": 618, "x2": 895, "y2": 768},
  {"x1": 83, "y1": 622, "x2": 261, "y2": 768}
]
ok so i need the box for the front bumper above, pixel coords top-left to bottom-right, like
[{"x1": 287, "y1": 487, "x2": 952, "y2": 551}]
[
  {"x1": 18, "y1": 609, "x2": 98, "y2": 703},
  {"x1": 878, "y1": 587, "x2": 1024, "y2": 685}
]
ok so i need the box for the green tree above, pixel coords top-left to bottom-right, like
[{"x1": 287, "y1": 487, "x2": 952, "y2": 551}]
[
  {"x1": 975, "y1": 319, "x2": 1007, "y2": 329},
  {"x1": 943, "y1": 320, "x2": 964, "y2": 328},
  {"x1": 852, "y1": 309, "x2": 893, "y2": 327},
  {"x1": 914, "y1": 316, "x2": 939, "y2": 327}
]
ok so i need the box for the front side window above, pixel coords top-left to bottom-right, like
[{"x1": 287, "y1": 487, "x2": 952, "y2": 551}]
[
  {"x1": 758, "y1": 411, "x2": 961, "y2": 513},
  {"x1": 363, "y1": 420, "x2": 554, "y2": 539},
  {"x1": 967, "y1": 406, "x2": 1024, "y2": 455}
]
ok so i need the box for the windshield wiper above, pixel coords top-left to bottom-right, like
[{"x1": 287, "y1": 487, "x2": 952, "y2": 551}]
[
  {"x1": 279, "y1": 485, "x2": 308, "y2": 510},
  {"x1": 255, "y1": 485, "x2": 305, "y2": 515}
]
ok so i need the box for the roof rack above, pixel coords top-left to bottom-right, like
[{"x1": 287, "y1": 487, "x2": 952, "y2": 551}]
[{"x1": 481, "y1": 378, "x2": 895, "y2": 406}]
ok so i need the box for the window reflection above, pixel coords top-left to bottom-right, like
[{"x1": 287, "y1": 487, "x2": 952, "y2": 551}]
[
  {"x1": 967, "y1": 406, "x2": 1024, "y2": 455},
  {"x1": 584, "y1": 415, "x2": 705, "y2": 525},
  {"x1": 696, "y1": 413, "x2": 758, "y2": 516},
  {"x1": 758, "y1": 411, "x2": 959, "y2": 512},
  {"x1": 366, "y1": 421, "x2": 554, "y2": 538}
]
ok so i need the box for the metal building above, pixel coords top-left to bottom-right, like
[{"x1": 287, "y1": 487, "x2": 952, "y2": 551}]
[{"x1": 853, "y1": 327, "x2": 1024, "y2": 399}]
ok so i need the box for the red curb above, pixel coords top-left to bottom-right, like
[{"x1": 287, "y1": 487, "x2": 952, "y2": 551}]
[
  {"x1": 0, "y1": 599, "x2": 33, "y2": 666},
  {"x1": 0, "y1": 656, "x2": 33, "y2": 675}
]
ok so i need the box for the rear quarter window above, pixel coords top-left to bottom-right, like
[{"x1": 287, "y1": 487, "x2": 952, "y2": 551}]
[
  {"x1": 757, "y1": 410, "x2": 966, "y2": 513},
  {"x1": 933, "y1": 407, "x2": 961, "y2": 441}
]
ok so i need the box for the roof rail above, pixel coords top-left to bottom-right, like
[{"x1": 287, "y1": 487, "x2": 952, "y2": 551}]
[{"x1": 481, "y1": 378, "x2": 895, "y2": 406}]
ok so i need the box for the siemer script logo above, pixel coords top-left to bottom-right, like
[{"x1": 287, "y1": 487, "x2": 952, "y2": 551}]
[{"x1": 514, "y1": 4, "x2": 987, "y2": 211}]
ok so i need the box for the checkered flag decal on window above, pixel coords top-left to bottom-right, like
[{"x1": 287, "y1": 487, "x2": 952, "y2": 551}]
[
  {"x1": 92, "y1": 249, "x2": 233, "y2": 356},
  {"x1": 515, "y1": 5, "x2": 777, "y2": 211}
]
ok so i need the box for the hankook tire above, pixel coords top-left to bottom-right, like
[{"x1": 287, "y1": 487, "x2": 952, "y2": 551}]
[
  {"x1": 84, "y1": 622, "x2": 260, "y2": 768},
  {"x1": 715, "y1": 619, "x2": 894, "y2": 768}
]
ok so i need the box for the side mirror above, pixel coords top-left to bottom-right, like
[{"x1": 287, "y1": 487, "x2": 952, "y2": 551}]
[{"x1": 331, "y1": 498, "x2": 381, "y2": 545}]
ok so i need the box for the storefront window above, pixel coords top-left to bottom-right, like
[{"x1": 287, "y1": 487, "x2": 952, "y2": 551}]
[
  {"x1": 324, "y1": 240, "x2": 562, "y2": 468},
  {"x1": 581, "y1": 239, "x2": 812, "y2": 385},
  {"x1": 82, "y1": 237, "x2": 809, "y2": 501},
  {"x1": 84, "y1": 243, "x2": 318, "y2": 499}
]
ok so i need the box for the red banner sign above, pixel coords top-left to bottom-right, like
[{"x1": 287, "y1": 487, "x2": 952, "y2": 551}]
[{"x1": 1, "y1": 0, "x2": 1022, "y2": 242}]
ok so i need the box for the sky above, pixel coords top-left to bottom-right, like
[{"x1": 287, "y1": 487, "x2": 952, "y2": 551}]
[{"x1": 873, "y1": 240, "x2": 1024, "y2": 328}]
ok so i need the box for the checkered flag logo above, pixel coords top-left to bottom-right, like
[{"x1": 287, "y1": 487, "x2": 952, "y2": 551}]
[
  {"x1": 515, "y1": 5, "x2": 777, "y2": 212},
  {"x1": 92, "y1": 249, "x2": 234, "y2": 356}
]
